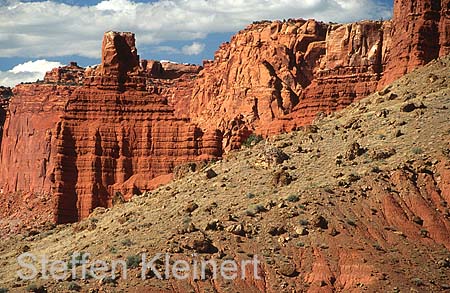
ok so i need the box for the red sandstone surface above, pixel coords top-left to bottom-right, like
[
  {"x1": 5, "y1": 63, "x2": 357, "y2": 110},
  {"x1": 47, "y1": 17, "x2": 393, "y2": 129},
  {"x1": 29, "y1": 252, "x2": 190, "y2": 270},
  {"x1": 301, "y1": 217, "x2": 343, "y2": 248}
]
[
  {"x1": 0, "y1": 0, "x2": 449, "y2": 226},
  {"x1": 191, "y1": 0, "x2": 450, "y2": 147},
  {"x1": 0, "y1": 32, "x2": 221, "y2": 224}
]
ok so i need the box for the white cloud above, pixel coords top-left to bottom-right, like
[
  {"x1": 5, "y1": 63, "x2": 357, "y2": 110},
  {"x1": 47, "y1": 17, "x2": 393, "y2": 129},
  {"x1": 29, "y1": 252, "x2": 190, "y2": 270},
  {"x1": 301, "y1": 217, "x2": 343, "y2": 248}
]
[
  {"x1": 182, "y1": 42, "x2": 205, "y2": 56},
  {"x1": 9, "y1": 60, "x2": 62, "y2": 74},
  {"x1": 0, "y1": 0, "x2": 392, "y2": 59},
  {"x1": 0, "y1": 59, "x2": 62, "y2": 87}
]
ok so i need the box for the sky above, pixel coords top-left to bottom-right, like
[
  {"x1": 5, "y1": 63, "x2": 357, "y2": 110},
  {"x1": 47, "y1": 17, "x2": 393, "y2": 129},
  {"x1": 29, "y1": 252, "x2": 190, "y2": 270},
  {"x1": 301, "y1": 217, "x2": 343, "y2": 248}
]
[{"x1": 0, "y1": 0, "x2": 393, "y2": 87}]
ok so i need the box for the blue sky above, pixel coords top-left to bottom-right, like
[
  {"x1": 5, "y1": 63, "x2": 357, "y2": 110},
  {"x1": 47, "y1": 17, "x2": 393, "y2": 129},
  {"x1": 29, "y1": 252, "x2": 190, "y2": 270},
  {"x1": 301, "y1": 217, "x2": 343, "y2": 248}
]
[{"x1": 0, "y1": 0, "x2": 393, "y2": 86}]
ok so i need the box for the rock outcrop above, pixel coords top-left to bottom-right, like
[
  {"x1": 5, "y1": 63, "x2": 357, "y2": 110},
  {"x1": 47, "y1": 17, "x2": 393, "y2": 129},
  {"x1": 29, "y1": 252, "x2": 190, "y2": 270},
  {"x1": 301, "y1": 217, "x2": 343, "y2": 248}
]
[
  {"x1": 190, "y1": 19, "x2": 329, "y2": 150},
  {"x1": 190, "y1": 19, "x2": 389, "y2": 148},
  {"x1": 190, "y1": 0, "x2": 450, "y2": 149},
  {"x1": 44, "y1": 62, "x2": 85, "y2": 84},
  {"x1": 0, "y1": 32, "x2": 222, "y2": 223},
  {"x1": 381, "y1": 0, "x2": 450, "y2": 85}
]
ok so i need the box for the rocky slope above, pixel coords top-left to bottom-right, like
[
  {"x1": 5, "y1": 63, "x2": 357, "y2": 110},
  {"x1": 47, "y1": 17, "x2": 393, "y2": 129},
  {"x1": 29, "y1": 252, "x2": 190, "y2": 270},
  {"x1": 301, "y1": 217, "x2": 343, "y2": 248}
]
[{"x1": 0, "y1": 55, "x2": 449, "y2": 293}]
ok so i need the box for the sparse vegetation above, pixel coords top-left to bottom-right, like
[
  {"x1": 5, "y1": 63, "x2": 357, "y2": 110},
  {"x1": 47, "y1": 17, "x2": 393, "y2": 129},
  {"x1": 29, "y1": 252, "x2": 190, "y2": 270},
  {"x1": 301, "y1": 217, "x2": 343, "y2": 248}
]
[
  {"x1": 347, "y1": 219, "x2": 357, "y2": 227},
  {"x1": 68, "y1": 282, "x2": 81, "y2": 291},
  {"x1": 298, "y1": 204, "x2": 306, "y2": 210},
  {"x1": 121, "y1": 239, "x2": 134, "y2": 247},
  {"x1": 101, "y1": 276, "x2": 117, "y2": 285},
  {"x1": 299, "y1": 219, "x2": 309, "y2": 226},
  {"x1": 412, "y1": 146, "x2": 423, "y2": 154},
  {"x1": 286, "y1": 194, "x2": 300, "y2": 202},
  {"x1": 26, "y1": 284, "x2": 45, "y2": 293},
  {"x1": 126, "y1": 255, "x2": 141, "y2": 269},
  {"x1": 411, "y1": 277, "x2": 424, "y2": 286},
  {"x1": 242, "y1": 134, "x2": 264, "y2": 147},
  {"x1": 246, "y1": 204, "x2": 266, "y2": 216}
]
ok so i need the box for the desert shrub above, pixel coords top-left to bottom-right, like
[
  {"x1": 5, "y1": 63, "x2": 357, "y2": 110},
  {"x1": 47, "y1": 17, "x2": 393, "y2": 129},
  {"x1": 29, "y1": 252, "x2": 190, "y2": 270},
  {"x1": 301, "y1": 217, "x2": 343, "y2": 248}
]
[
  {"x1": 121, "y1": 239, "x2": 133, "y2": 247},
  {"x1": 26, "y1": 284, "x2": 46, "y2": 293},
  {"x1": 246, "y1": 204, "x2": 266, "y2": 217},
  {"x1": 246, "y1": 193, "x2": 256, "y2": 199},
  {"x1": 347, "y1": 219, "x2": 357, "y2": 227},
  {"x1": 126, "y1": 255, "x2": 141, "y2": 269},
  {"x1": 412, "y1": 147, "x2": 423, "y2": 154},
  {"x1": 286, "y1": 195, "x2": 300, "y2": 203},
  {"x1": 68, "y1": 282, "x2": 81, "y2": 291},
  {"x1": 299, "y1": 219, "x2": 309, "y2": 226},
  {"x1": 411, "y1": 278, "x2": 424, "y2": 286},
  {"x1": 242, "y1": 134, "x2": 263, "y2": 147}
]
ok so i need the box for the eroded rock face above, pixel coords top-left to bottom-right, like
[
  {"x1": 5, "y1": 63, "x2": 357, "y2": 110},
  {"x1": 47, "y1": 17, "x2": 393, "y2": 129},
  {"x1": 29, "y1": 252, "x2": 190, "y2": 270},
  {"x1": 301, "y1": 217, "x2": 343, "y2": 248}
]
[
  {"x1": 0, "y1": 32, "x2": 221, "y2": 223},
  {"x1": 190, "y1": 19, "x2": 329, "y2": 150},
  {"x1": 44, "y1": 62, "x2": 85, "y2": 84},
  {"x1": 381, "y1": 0, "x2": 450, "y2": 85},
  {"x1": 190, "y1": 0, "x2": 450, "y2": 147},
  {"x1": 190, "y1": 20, "x2": 390, "y2": 145},
  {"x1": 287, "y1": 21, "x2": 388, "y2": 129}
]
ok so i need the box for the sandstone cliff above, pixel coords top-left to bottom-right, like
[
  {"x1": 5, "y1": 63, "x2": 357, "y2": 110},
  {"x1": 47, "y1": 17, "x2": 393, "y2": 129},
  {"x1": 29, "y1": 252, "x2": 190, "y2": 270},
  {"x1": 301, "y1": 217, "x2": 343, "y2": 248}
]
[
  {"x1": 381, "y1": 0, "x2": 450, "y2": 85},
  {"x1": 190, "y1": 19, "x2": 391, "y2": 149},
  {"x1": 190, "y1": 0, "x2": 450, "y2": 150},
  {"x1": 0, "y1": 32, "x2": 221, "y2": 224}
]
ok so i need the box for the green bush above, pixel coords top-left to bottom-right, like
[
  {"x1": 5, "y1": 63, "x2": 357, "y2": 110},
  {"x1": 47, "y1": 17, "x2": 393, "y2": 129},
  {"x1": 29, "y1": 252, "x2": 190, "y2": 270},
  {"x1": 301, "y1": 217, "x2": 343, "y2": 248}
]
[
  {"x1": 299, "y1": 219, "x2": 309, "y2": 226},
  {"x1": 286, "y1": 195, "x2": 300, "y2": 203},
  {"x1": 68, "y1": 282, "x2": 81, "y2": 291},
  {"x1": 242, "y1": 134, "x2": 264, "y2": 147},
  {"x1": 412, "y1": 147, "x2": 423, "y2": 154},
  {"x1": 126, "y1": 255, "x2": 141, "y2": 269}
]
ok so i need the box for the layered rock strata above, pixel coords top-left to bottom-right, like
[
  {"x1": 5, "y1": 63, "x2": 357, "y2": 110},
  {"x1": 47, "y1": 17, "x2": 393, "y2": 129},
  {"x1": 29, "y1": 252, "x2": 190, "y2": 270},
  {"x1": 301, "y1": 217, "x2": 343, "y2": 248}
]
[{"x1": 0, "y1": 32, "x2": 221, "y2": 223}]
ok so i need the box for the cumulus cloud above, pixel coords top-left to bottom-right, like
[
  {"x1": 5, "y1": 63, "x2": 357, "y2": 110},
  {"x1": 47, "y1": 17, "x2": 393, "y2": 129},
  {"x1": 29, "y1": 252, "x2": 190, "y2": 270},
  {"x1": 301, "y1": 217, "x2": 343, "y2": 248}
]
[
  {"x1": 0, "y1": 0, "x2": 392, "y2": 59},
  {"x1": 0, "y1": 60, "x2": 62, "y2": 87},
  {"x1": 182, "y1": 42, "x2": 206, "y2": 56}
]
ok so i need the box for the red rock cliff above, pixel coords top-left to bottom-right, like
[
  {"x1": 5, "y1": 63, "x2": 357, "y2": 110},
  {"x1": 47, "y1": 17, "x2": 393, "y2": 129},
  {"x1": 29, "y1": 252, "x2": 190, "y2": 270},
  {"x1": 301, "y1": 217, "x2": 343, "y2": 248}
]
[
  {"x1": 190, "y1": 0, "x2": 450, "y2": 149},
  {"x1": 190, "y1": 19, "x2": 390, "y2": 148},
  {"x1": 0, "y1": 32, "x2": 222, "y2": 223},
  {"x1": 381, "y1": 0, "x2": 450, "y2": 85}
]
